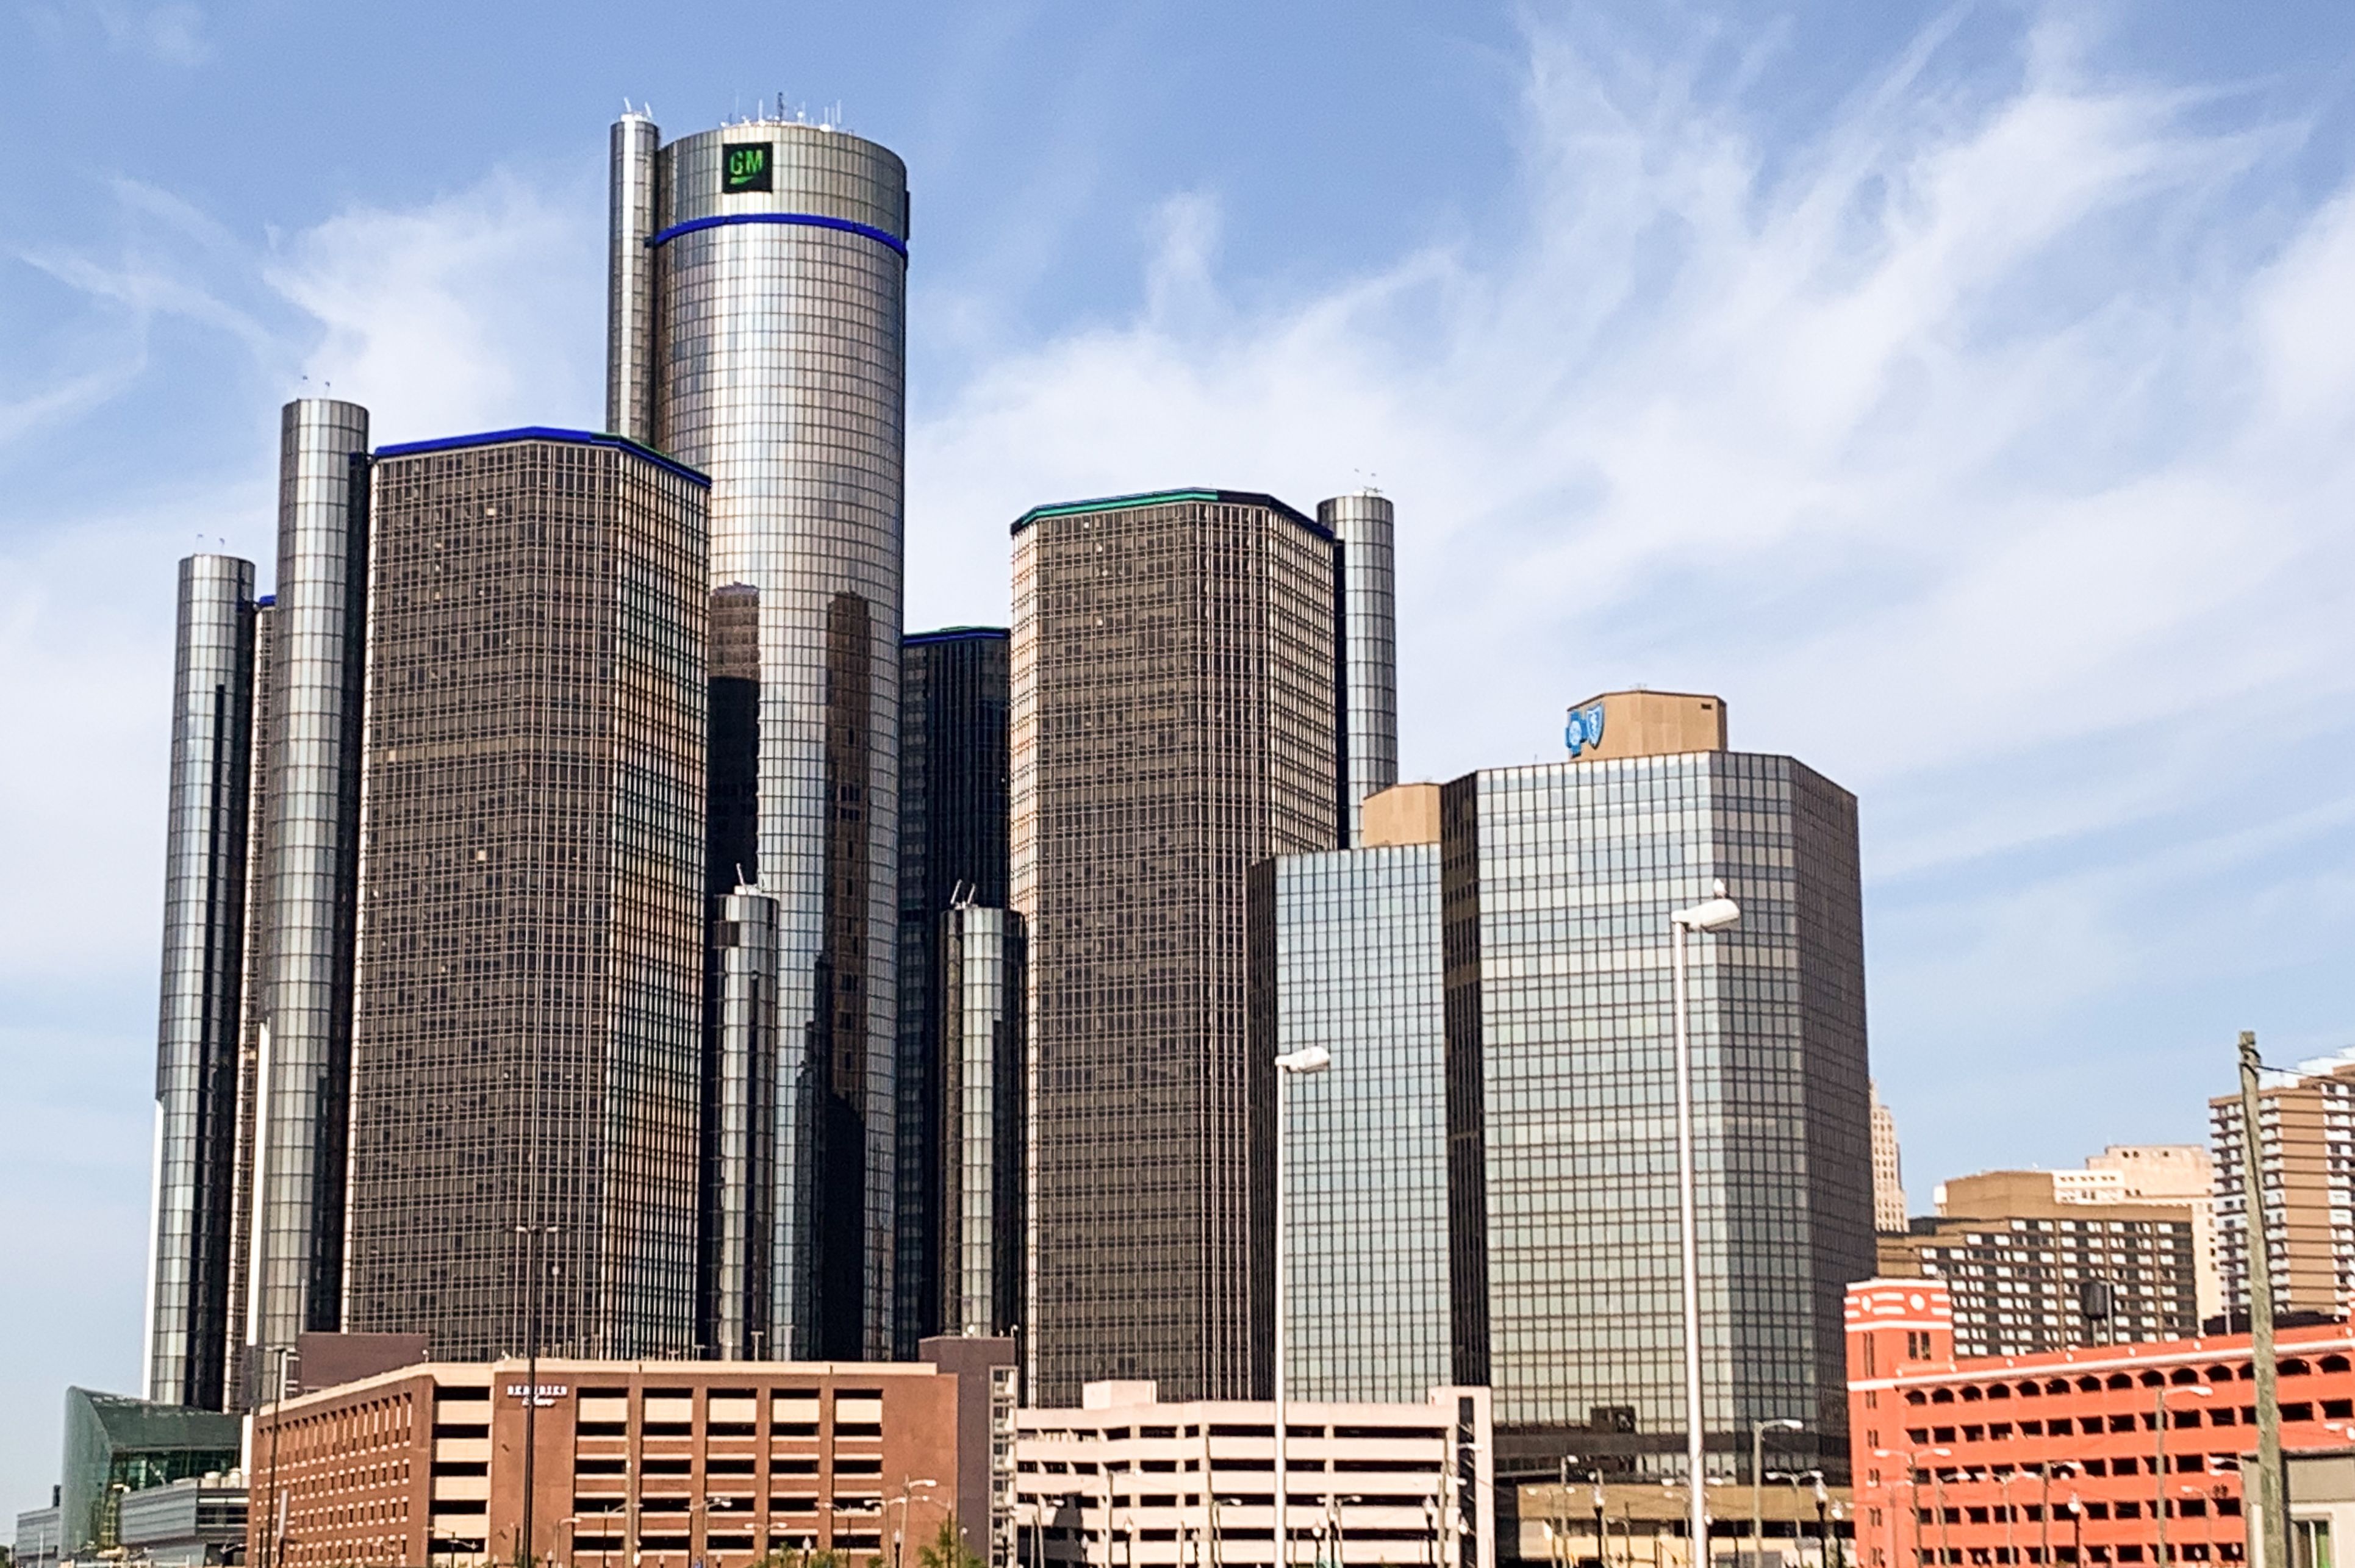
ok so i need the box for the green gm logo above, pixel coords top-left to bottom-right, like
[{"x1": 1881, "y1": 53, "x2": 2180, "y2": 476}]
[{"x1": 722, "y1": 142, "x2": 772, "y2": 194}]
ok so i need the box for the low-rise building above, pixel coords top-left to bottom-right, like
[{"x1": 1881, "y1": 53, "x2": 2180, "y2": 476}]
[
  {"x1": 246, "y1": 1342, "x2": 1014, "y2": 1568},
  {"x1": 1513, "y1": 1476, "x2": 1854, "y2": 1568},
  {"x1": 13, "y1": 1498, "x2": 60, "y2": 1568},
  {"x1": 1846, "y1": 1278, "x2": 2355, "y2": 1568},
  {"x1": 117, "y1": 1473, "x2": 248, "y2": 1566},
  {"x1": 1016, "y1": 1382, "x2": 1494, "y2": 1568}
]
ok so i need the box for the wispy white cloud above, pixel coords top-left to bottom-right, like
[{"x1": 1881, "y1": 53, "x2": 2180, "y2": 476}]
[
  {"x1": 906, "y1": 15, "x2": 2355, "y2": 1172},
  {"x1": 263, "y1": 173, "x2": 604, "y2": 442},
  {"x1": 90, "y1": 0, "x2": 209, "y2": 66}
]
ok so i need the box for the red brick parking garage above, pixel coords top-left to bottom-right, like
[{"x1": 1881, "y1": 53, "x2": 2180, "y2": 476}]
[{"x1": 1848, "y1": 1280, "x2": 2355, "y2": 1568}]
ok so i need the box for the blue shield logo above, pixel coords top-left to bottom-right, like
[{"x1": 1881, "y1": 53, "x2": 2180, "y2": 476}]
[{"x1": 1564, "y1": 701, "x2": 1607, "y2": 757}]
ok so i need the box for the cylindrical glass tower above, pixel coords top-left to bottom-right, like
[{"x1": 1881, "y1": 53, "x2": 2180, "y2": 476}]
[
  {"x1": 703, "y1": 887, "x2": 780, "y2": 1361},
  {"x1": 251, "y1": 396, "x2": 370, "y2": 1378},
  {"x1": 148, "y1": 553, "x2": 259, "y2": 1409},
  {"x1": 611, "y1": 110, "x2": 908, "y2": 1359},
  {"x1": 1318, "y1": 491, "x2": 1399, "y2": 845}
]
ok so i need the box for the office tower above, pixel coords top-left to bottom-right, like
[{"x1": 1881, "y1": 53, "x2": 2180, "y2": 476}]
[
  {"x1": 248, "y1": 397, "x2": 371, "y2": 1389},
  {"x1": 146, "y1": 555, "x2": 260, "y2": 1409},
  {"x1": 939, "y1": 904, "x2": 1025, "y2": 1339},
  {"x1": 1247, "y1": 784, "x2": 1447, "y2": 1404},
  {"x1": 1316, "y1": 492, "x2": 1397, "y2": 845},
  {"x1": 609, "y1": 107, "x2": 911, "y2": 1359},
  {"x1": 2212, "y1": 1057, "x2": 2355, "y2": 1321},
  {"x1": 1252, "y1": 692, "x2": 1870, "y2": 1491},
  {"x1": 340, "y1": 428, "x2": 709, "y2": 1359},
  {"x1": 1011, "y1": 488, "x2": 1342, "y2": 1403},
  {"x1": 1441, "y1": 698, "x2": 1871, "y2": 1486},
  {"x1": 1876, "y1": 1170, "x2": 2199, "y2": 1355},
  {"x1": 1869, "y1": 1081, "x2": 1907, "y2": 1233},
  {"x1": 895, "y1": 628, "x2": 1011, "y2": 1353}
]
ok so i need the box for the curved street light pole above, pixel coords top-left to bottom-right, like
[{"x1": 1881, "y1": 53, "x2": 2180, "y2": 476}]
[
  {"x1": 1752, "y1": 1422, "x2": 1802, "y2": 1568},
  {"x1": 1274, "y1": 1045, "x2": 1332, "y2": 1568},
  {"x1": 1671, "y1": 886, "x2": 1741, "y2": 1568}
]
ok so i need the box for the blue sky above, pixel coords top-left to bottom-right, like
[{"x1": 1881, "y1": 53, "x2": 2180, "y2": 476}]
[{"x1": 6, "y1": 0, "x2": 2355, "y2": 1515}]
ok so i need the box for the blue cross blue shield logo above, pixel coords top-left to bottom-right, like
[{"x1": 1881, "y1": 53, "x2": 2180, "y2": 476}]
[{"x1": 1564, "y1": 701, "x2": 1607, "y2": 757}]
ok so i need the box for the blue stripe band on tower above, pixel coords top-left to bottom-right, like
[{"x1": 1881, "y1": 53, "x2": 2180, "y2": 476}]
[{"x1": 646, "y1": 211, "x2": 909, "y2": 259}]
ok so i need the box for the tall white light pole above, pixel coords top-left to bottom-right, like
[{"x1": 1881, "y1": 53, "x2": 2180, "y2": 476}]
[
  {"x1": 1275, "y1": 1045, "x2": 1332, "y2": 1568},
  {"x1": 1671, "y1": 882, "x2": 1740, "y2": 1568}
]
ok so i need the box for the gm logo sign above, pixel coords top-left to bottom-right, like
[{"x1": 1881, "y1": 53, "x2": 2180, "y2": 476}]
[{"x1": 1564, "y1": 701, "x2": 1606, "y2": 757}]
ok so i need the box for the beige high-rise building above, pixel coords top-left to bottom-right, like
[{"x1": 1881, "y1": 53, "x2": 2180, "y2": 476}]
[
  {"x1": 1878, "y1": 1169, "x2": 2200, "y2": 1357},
  {"x1": 2211, "y1": 1056, "x2": 2355, "y2": 1322},
  {"x1": 1869, "y1": 1082, "x2": 1907, "y2": 1234}
]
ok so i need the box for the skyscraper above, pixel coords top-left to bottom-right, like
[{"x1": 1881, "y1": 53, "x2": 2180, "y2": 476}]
[
  {"x1": 340, "y1": 428, "x2": 711, "y2": 1359},
  {"x1": 1011, "y1": 488, "x2": 1342, "y2": 1402},
  {"x1": 895, "y1": 628, "x2": 1011, "y2": 1354},
  {"x1": 146, "y1": 555, "x2": 260, "y2": 1409},
  {"x1": 1869, "y1": 1080, "x2": 1907, "y2": 1233},
  {"x1": 609, "y1": 107, "x2": 911, "y2": 1359},
  {"x1": 249, "y1": 398, "x2": 373, "y2": 1402},
  {"x1": 1316, "y1": 492, "x2": 1397, "y2": 845},
  {"x1": 1253, "y1": 692, "x2": 1872, "y2": 1494}
]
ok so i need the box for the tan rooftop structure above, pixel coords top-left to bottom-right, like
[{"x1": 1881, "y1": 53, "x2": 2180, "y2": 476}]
[
  {"x1": 1360, "y1": 782, "x2": 1441, "y2": 847},
  {"x1": 1561, "y1": 690, "x2": 1726, "y2": 762}
]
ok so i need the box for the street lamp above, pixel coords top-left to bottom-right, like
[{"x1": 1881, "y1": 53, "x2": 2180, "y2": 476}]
[
  {"x1": 1768, "y1": 1472, "x2": 1826, "y2": 1568},
  {"x1": 2155, "y1": 1387, "x2": 2213, "y2": 1568},
  {"x1": 1274, "y1": 1043, "x2": 1332, "y2": 1568},
  {"x1": 1752, "y1": 1422, "x2": 1803, "y2": 1568},
  {"x1": 1670, "y1": 884, "x2": 1740, "y2": 1564},
  {"x1": 893, "y1": 1480, "x2": 941, "y2": 1568}
]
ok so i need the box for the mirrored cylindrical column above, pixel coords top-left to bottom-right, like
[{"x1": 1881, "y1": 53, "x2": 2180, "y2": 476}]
[
  {"x1": 1319, "y1": 491, "x2": 1399, "y2": 846},
  {"x1": 251, "y1": 396, "x2": 369, "y2": 1379},
  {"x1": 148, "y1": 553, "x2": 259, "y2": 1409}
]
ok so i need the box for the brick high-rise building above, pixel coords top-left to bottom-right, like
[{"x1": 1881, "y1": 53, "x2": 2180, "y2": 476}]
[
  {"x1": 1878, "y1": 1171, "x2": 2201, "y2": 1358},
  {"x1": 1011, "y1": 489, "x2": 1342, "y2": 1403},
  {"x1": 2212, "y1": 1058, "x2": 2355, "y2": 1322}
]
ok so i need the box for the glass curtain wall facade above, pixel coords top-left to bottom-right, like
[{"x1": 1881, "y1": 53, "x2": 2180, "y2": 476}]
[
  {"x1": 249, "y1": 396, "x2": 371, "y2": 1389},
  {"x1": 1010, "y1": 489, "x2": 1341, "y2": 1403},
  {"x1": 940, "y1": 904, "x2": 1026, "y2": 1339},
  {"x1": 146, "y1": 554, "x2": 260, "y2": 1410},
  {"x1": 1249, "y1": 844, "x2": 1449, "y2": 1403},
  {"x1": 223, "y1": 596, "x2": 277, "y2": 1411},
  {"x1": 610, "y1": 110, "x2": 911, "y2": 1360},
  {"x1": 342, "y1": 430, "x2": 709, "y2": 1360},
  {"x1": 1441, "y1": 752, "x2": 1872, "y2": 1485},
  {"x1": 701, "y1": 583, "x2": 773, "y2": 1357},
  {"x1": 895, "y1": 628, "x2": 1011, "y2": 1354},
  {"x1": 1315, "y1": 493, "x2": 1397, "y2": 845}
]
